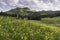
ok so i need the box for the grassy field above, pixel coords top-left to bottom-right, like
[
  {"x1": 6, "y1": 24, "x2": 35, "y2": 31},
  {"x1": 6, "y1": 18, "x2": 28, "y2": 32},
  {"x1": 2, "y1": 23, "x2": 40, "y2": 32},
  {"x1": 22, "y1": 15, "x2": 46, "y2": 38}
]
[
  {"x1": 42, "y1": 17, "x2": 60, "y2": 27},
  {"x1": 0, "y1": 16, "x2": 60, "y2": 40}
]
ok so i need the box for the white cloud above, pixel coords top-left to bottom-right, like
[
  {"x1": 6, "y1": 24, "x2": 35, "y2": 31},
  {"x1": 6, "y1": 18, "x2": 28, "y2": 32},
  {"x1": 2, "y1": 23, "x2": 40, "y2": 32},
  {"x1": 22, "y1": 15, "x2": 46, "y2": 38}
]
[
  {"x1": 0, "y1": 2, "x2": 7, "y2": 5},
  {"x1": 0, "y1": 0, "x2": 60, "y2": 11}
]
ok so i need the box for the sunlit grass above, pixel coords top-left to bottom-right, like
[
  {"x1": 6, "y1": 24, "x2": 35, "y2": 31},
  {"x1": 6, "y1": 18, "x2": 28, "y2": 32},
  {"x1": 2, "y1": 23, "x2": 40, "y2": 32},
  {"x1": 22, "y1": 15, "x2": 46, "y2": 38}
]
[{"x1": 0, "y1": 16, "x2": 60, "y2": 40}]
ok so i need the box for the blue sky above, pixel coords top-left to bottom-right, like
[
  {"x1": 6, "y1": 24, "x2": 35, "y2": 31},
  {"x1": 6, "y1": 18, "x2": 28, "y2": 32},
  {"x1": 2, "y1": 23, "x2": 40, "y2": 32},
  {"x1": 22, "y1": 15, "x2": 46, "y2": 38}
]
[{"x1": 0, "y1": 0, "x2": 60, "y2": 11}]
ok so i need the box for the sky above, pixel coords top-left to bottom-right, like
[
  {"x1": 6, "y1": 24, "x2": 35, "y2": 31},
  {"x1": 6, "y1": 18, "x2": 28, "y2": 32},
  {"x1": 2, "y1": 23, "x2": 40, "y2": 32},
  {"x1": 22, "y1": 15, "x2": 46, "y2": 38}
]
[{"x1": 0, "y1": 0, "x2": 60, "y2": 12}]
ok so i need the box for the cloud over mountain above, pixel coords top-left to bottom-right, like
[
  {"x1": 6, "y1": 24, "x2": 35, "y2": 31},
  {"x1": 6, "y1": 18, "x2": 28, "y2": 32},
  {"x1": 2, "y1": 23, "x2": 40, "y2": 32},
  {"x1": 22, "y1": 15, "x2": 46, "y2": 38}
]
[{"x1": 0, "y1": 0, "x2": 60, "y2": 11}]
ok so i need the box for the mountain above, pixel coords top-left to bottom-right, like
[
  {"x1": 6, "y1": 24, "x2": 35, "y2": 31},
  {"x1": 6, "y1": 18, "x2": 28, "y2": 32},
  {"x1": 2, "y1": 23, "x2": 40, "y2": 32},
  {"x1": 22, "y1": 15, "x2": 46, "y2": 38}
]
[
  {"x1": 4, "y1": 7, "x2": 37, "y2": 17},
  {"x1": 5, "y1": 7, "x2": 31, "y2": 14}
]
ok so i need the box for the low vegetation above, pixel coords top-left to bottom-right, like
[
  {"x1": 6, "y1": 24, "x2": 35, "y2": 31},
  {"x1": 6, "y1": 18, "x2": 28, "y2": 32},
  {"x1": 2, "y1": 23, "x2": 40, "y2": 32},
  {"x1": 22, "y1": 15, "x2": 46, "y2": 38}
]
[
  {"x1": 0, "y1": 7, "x2": 60, "y2": 40},
  {"x1": 0, "y1": 16, "x2": 60, "y2": 40},
  {"x1": 42, "y1": 17, "x2": 60, "y2": 27}
]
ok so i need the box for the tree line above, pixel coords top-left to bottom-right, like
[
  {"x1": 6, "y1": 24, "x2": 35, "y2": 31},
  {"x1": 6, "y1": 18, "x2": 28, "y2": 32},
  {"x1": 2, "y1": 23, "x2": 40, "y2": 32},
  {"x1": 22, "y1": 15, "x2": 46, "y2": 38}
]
[{"x1": 0, "y1": 9, "x2": 60, "y2": 20}]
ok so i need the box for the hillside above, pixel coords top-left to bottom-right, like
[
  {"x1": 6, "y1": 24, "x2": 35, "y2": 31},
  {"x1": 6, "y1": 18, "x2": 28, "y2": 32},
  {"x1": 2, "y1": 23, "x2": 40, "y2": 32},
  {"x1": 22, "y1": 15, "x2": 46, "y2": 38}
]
[
  {"x1": 42, "y1": 17, "x2": 60, "y2": 27},
  {"x1": 0, "y1": 7, "x2": 60, "y2": 40},
  {"x1": 0, "y1": 16, "x2": 60, "y2": 40},
  {"x1": 0, "y1": 7, "x2": 60, "y2": 20},
  {"x1": 5, "y1": 7, "x2": 34, "y2": 14}
]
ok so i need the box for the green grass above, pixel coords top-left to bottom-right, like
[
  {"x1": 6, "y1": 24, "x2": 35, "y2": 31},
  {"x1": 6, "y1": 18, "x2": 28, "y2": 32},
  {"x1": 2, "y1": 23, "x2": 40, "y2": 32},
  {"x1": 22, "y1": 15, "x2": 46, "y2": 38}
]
[
  {"x1": 42, "y1": 17, "x2": 60, "y2": 27},
  {"x1": 0, "y1": 16, "x2": 60, "y2": 40}
]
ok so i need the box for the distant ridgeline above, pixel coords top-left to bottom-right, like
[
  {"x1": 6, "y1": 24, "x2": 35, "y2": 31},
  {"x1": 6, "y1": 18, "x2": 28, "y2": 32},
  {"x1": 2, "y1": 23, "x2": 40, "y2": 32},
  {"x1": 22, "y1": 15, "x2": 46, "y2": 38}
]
[{"x1": 0, "y1": 7, "x2": 60, "y2": 20}]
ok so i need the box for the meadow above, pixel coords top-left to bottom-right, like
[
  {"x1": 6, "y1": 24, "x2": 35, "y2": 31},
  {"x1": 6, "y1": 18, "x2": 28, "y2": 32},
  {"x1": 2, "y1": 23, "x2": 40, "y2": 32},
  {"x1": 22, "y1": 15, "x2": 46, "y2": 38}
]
[
  {"x1": 42, "y1": 17, "x2": 60, "y2": 27},
  {"x1": 0, "y1": 16, "x2": 60, "y2": 40}
]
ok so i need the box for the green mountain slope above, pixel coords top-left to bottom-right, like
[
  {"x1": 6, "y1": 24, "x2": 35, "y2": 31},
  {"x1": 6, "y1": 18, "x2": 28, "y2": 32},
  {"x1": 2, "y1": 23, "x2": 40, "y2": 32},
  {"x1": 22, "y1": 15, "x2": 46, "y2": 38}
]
[{"x1": 5, "y1": 7, "x2": 33, "y2": 14}]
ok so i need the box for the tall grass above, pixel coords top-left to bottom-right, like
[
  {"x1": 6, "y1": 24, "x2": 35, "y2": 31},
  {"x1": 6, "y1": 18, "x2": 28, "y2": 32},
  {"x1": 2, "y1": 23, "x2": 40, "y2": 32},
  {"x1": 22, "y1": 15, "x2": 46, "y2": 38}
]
[{"x1": 0, "y1": 16, "x2": 60, "y2": 40}]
